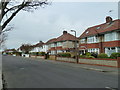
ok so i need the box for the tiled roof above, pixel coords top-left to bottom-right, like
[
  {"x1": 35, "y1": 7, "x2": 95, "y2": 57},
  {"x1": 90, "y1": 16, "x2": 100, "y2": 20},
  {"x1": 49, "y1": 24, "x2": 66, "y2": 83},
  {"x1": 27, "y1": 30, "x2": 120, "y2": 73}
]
[
  {"x1": 79, "y1": 19, "x2": 120, "y2": 38},
  {"x1": 33, "y1": 41, "x2": 44, "y2": 47},
  {"x1": 46, "y1": 38, "x2": 57, "y2": 44},
  {"x1": 46, "y1": 31, "x2": 78, "y2": 44},
  {"x1": 55, "y1": 33, "x2": 78, "y2": 42}
]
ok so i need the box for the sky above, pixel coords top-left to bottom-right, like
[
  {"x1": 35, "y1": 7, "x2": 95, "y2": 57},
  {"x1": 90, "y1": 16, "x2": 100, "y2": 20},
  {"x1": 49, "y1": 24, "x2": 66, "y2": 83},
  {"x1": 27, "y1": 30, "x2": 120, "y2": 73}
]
[{"x1": 4, "y1": 1, "x2": 119, "y2": 49}]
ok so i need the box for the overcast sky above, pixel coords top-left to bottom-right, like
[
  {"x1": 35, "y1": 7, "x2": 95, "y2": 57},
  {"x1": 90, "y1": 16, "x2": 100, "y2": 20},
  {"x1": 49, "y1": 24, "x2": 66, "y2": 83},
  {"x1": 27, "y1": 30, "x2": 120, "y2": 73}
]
[{"x1": 5, "y1": 1, "x2": 118, "y2": 49}]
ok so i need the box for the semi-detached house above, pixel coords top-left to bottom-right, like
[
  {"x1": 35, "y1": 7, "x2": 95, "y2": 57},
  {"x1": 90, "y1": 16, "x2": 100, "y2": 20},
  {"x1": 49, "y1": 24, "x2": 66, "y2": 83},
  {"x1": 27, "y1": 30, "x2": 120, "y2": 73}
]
[
  {"x1": 79, "y1": 16, "x2": 120, "y2": 56},
  {"x1": 46, "y1": 31, "x2": 78, "y2": 55}
]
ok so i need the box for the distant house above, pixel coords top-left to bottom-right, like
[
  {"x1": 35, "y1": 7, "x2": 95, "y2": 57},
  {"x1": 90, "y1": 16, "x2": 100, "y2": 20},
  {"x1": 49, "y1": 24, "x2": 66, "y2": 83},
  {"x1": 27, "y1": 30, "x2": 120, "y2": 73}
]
[
  {"x1": 46, "y1": 31, "x2": 78, "y2": 55},
  {"x1": 3, "y1": 49, "x2": 17, "y2": 53},
  {"x1": 30, "y1": 41, "x2": 45, "y2": 53},
  {"x1": 79, "y1": 16, "x2": 120, "y2": 56}
]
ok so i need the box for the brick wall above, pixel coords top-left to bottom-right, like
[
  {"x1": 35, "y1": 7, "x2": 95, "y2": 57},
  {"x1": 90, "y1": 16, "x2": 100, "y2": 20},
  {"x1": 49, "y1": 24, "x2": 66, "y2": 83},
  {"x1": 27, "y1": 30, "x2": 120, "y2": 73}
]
[
  {"x1": 56, "y1": 56, "x2": 119, "y2": 68},
  {"x1": 78, "y1": 58, "x2": 118, "y2": 67}
]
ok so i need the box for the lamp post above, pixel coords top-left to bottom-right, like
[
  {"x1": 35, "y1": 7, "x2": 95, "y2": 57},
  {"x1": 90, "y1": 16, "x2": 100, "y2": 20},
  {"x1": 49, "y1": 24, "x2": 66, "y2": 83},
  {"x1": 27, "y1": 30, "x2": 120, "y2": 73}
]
[{"x1": 70, "y1": 30, "x2": 78, "y2": 63}]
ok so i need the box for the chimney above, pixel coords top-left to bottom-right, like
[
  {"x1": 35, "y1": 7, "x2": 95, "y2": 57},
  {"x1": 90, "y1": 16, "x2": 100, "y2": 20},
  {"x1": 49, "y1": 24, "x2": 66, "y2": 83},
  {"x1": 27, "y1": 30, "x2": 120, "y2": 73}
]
[
  {"x1": 106, "y1": 16, "x2": 113, "y2": 23},
  {"x1": 39, "y1": 41, "x2": 43, "y2": 43},
  {"x1": 63, "y1": 31, "x2": 67, "y2": 35}
]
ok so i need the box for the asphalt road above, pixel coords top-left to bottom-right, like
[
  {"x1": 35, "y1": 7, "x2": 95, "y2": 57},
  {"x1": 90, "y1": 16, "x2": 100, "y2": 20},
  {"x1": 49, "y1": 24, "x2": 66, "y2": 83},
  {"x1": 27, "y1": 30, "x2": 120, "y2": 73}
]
[{"x1": 2, "y1": 56, "x2": 118, "y2": 88}]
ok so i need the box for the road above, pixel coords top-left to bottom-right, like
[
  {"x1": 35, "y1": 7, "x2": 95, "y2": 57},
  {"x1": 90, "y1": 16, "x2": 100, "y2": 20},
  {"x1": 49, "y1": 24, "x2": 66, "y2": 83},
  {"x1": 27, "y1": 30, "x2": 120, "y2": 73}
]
[{"x1": 2, "y1": 56, "x2": 118, "y2": 88}]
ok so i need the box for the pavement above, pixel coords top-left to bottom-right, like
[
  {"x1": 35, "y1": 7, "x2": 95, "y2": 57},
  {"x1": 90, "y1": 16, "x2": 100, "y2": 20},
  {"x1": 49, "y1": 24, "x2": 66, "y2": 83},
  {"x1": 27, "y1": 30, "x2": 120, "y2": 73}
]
[{"x1": 0, "y1": 53, "x2": 3, "y2": 90}]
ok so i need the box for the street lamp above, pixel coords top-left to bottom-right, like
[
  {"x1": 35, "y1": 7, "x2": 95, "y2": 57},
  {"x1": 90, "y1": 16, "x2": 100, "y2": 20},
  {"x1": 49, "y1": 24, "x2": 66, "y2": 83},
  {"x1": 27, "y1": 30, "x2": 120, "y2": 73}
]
[{"x1": 70, "y1": 30, "x2": 78, "y2": 63}]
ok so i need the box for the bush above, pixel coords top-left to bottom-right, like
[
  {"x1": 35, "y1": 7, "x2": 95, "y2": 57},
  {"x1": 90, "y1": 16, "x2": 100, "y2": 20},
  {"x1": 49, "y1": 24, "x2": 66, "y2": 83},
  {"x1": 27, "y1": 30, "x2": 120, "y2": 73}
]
[
  {"x1": 79, "y1": 55, "x2": 86, "y2": 58},
  {"x1": 110, "y1": 53, "x2": 120, "y2": 59},
  {"x1": 79, "y1": 55, "x2": 95, "y2": 58},
  {"x1": 57, "y1": 52, "x2": 71, "y2": 57},
  {"x1": 85, "y1": 56, "x2": 95, "y2": 58},
  {"x1": 85, "y1": 52, "x2": 91, "y2": 56},
  {"x1": 98, "y1": 53, "x2": 108, "y2": 58},
  {"x1": 91, "y1": 52, "x2": 98, "y2": 58},
  {"x1": 39, "y1": 52, "x2": 46, "y2": 56},
  {"x1": 30, "y1": 52, "x2": 37, "y2": 55}
]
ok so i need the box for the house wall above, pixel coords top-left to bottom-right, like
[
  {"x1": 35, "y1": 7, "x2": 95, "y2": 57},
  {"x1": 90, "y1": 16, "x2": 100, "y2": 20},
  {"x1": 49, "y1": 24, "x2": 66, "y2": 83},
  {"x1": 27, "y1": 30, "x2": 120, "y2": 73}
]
[
  {"x1": 48, "y1": 41, "x2": 78, "y2": 55},
  {"x1": 62, "y1": 41, "x2": 75, "y2": 48},
  {"x1": 79, "y1": 31, "x2": 120, "y2": 55}
]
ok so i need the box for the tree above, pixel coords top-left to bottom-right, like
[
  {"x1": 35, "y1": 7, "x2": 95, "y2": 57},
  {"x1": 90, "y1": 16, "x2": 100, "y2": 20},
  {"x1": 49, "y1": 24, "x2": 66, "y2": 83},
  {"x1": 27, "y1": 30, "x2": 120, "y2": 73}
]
[
  {"x1": 0, "y1": 0, "x2": 49, "y2": 45},
  {"x1": 0, "y1": 0, "x2": 49, "y2": 31},
  {"x1": 19, "y1": 44, "x2": 33, "y2": 54},
  {"x1": 0, "y1": 32, "x2": 7, "y2": 48}
]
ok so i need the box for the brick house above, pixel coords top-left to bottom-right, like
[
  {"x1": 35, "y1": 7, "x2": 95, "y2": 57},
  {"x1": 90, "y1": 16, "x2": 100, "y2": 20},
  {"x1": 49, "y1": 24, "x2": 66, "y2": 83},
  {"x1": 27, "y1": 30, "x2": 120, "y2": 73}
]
[
  {"x1": 46, "y1": 31, "x2": 78, "y2": 55},
  {"x1": 79, "y1": 16, "x2": 120, "y2": 56}
]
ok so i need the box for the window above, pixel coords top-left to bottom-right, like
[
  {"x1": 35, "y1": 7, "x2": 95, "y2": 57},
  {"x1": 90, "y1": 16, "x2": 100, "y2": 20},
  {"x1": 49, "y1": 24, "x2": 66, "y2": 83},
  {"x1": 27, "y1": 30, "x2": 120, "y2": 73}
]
[
  {"x1": 104, "y1": 32, "x2": 118, "y2": 41},
  {"x1": 105, "y1": 47, "x2": 117, "y2": 56},
  {"x1": 57, "y1": 42, "x2": 62, "y2": 46},
  {"x1": 80, "y1": 38, "x2": 86, "y2": 44},
  {"x1": 86, "y1": 31, "x2": 89, "y2": 34},
  {"x1": 87, "y1": 36, "x2": 99, "y2": 43},
  {"x1": 117, "y1": 47, "x2": 120, "y2": 52},
  {"x1": 96, "y1": 27, "x2": 100, "y2": 29},
  {"x1": 57, "y1": 50, "x2": 62, "y2": 53},
  {"x1": 51, "y1": 43, "x2": 55, "y2": 47},
  {"x1": 88, "y1": 48, "x2": 99, "y2": 54}
]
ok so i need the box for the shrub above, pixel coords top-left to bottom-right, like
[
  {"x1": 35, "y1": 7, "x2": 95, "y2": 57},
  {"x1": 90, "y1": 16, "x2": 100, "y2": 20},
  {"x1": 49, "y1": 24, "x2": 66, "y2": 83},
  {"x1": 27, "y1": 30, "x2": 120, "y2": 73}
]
[
  {"x1": 39, "y1": 52, "x2": 46, "y2": 56},
  {"x1": 79, "y1": 55, "x2": 95, "y2": 58},
  {"x1": 85, "y1": 52, "x2": 91, "y2": 56},
  {"x1": 110, "y1": 53, "x2": 120, "y2": 59},
  {"x1": 85, "y1": 56, "x2": 95, "y2": 58},
  {"x1": 30, "y1": 52, "x2": 37, "y2": 55},
  {"x1": 91, "y1": 52, "x2": 98, "y2": 58},
  {"x1": 79, "y1": 55, "x2": 86, "y2": 58},
  {"x1": 57, "y1": 52, "x2": 71, "y2": 57},
  {"x1": 98, "y1": 53, "x2": 108, "y2": 58}
]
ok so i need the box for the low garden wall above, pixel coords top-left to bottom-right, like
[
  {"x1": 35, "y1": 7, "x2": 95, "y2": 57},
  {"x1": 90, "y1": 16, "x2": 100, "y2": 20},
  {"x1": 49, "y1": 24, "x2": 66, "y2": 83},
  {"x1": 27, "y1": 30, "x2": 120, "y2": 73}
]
[
  {"x1": 56, "y1": 57, "x2": 76, "y2": 63},
  {"x1": 78, "y1": 58, "x2": 119, "y2": 67},
  {"x1": 49, "y1": 55, "x2": 56, "y2": 60},
  {"x1": 30, "y1": 55, "x2": 45, "y2": 59},
  {"x1": 56, "y1": 56, "x2": 120, "y2": 68}
]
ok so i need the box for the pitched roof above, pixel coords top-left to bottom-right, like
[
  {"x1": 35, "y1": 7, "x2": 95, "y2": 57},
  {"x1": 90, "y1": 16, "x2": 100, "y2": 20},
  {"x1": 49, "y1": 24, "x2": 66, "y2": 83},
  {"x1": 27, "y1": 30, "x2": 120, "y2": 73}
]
[
  {"x1": 79, "y1": 19, "x2": 120, "y2": 38},
  {"x1": 33, "y1": 41, "x2": 44, "y2": 47},
  {"x1": 55, "y1": 33, "x2": 78, "y2": 42},
  {"x1": 46, "y1": 31, "x2": 78, "y2": 44},
  {"x1": 46, "y1": 38, "x2": 57, "y2": 44}
]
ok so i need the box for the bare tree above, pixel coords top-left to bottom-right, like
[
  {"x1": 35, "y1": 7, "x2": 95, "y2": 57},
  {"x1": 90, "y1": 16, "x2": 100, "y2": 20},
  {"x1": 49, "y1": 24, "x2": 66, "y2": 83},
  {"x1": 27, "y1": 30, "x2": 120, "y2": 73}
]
[
  {"x1": 0, "y1": 0, "x2": 49, "y2": 46},
  {"x1": 0, "y1": 0, "x2": 49, "y2": 32},
  {"x1": 0, "y1": 32, "x2": 7, "y2": 48}
]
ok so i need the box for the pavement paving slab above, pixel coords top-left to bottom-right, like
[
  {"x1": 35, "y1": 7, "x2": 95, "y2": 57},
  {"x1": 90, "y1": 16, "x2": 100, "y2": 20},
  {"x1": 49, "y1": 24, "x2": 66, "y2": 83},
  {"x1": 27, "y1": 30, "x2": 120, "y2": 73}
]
[{"x1": 0, "y1": 53, "x2": 3, "y2": 90}]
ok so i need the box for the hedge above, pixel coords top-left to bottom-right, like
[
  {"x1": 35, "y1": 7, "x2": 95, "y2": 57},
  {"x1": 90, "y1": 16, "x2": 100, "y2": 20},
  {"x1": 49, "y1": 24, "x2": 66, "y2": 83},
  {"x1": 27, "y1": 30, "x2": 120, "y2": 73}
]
[
  {"x1": 110, "y1": 52, "x2": 120, "y2": 59},
  {"x1": 97, "y1": 53, "x2": 108, "y2": 58},
  {"x1": 57, "y1": 52, "x2": 71, "y2": 57}
]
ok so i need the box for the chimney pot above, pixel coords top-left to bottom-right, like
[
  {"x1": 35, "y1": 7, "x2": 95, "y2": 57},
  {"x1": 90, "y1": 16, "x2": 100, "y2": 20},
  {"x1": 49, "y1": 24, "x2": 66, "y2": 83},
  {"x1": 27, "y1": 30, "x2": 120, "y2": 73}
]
[
  {"x1": 63, "y1": 31, "x2": 67, "y2": 34},
  {"x1": 106, "y1": 16, "x2": 113, "y2": 23}
]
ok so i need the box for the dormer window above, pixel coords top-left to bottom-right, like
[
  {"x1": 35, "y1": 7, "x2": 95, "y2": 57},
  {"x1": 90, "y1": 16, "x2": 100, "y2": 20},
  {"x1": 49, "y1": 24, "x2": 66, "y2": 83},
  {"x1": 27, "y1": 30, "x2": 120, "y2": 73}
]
[
  {"x1": 86, "y1": 31, "x2": 89, "y2": 34},
  {"x1": 96, "y1": 27, "x2": 100, "y2": 29}
]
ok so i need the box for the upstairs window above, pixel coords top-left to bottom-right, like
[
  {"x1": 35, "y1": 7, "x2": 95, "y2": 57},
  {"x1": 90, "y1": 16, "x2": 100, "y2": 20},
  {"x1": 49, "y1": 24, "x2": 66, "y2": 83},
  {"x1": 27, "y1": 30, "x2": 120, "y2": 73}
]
[
  {"x1": 80, "y1": 38, "x2": 86, "y2": 44},
  {"x1": 51, "y1": 43, "x2": 55, "y2": 47},
  {"x1": 57, "y1": 42, "x2": 62, "y2": 46},
  {"x1": 104, "y1": 32, "x2": 118, "y2": 41},
  {"x1": 87, "y1": 36, "x2": 99, "y2": 43}
]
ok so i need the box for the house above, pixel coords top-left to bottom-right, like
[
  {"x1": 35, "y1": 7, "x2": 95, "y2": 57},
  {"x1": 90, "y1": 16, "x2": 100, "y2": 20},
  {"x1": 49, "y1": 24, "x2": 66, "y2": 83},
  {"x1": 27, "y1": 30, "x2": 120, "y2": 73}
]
[
  {"x1": 46, "y1": 31, "x2": 79, "y2": 55},
  {"x1": 79, "y1": 16, "x2": 120, "y2": 56},
  {"x1": 30, "y1": 41, "x2": 48, "y2": 53}
]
